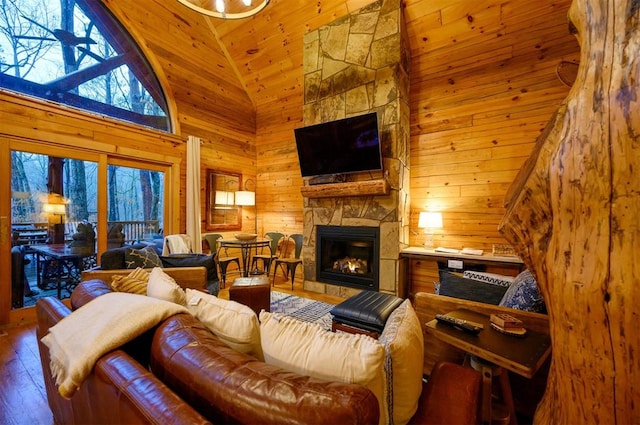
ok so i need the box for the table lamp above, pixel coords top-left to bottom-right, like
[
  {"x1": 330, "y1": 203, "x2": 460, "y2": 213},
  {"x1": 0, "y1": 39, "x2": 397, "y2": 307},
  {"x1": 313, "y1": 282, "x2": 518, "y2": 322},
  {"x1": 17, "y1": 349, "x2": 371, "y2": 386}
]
[{"x1": 418, "y1": 211, "x2": 443, "y2": 248}]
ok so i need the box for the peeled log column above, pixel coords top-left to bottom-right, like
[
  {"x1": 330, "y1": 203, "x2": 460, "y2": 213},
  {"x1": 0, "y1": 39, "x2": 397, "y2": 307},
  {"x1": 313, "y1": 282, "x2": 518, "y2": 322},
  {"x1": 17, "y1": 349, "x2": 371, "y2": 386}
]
[{"x1": 499, "y1": 0, "x2": 640, "y2": 423}]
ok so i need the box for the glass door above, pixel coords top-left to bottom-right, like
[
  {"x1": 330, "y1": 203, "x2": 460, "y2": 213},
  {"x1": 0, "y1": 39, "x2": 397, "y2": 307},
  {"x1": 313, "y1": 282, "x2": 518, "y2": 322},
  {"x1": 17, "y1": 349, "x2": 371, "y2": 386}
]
[
  {"x1": 10, "y1": 149, "x2": 98, "y2": 308},
  {"x1": 2, "y1": 142, "x2": 170, "y2": 324}
]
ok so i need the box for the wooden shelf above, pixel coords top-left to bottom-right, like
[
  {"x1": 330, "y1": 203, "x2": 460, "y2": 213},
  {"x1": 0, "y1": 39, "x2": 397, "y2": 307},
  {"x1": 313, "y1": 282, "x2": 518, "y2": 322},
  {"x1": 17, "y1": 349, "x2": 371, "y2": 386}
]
[{"x1": 300, "y1": 179, "x2": 390, "y2": 198}]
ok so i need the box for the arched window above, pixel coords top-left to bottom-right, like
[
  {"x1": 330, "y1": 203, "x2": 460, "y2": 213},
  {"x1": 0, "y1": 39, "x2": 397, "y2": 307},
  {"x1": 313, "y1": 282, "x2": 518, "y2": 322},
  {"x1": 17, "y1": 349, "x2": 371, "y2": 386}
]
[{"x1": 0, "y1": 0, "x2": 170, "y2": 131}]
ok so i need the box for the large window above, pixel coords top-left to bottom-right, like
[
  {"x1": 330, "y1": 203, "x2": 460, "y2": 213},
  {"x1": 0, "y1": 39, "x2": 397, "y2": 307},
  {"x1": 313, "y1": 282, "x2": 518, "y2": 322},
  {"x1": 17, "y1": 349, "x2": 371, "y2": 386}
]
[{"x1": 0, "y1": 0, "x2": 170, "y2": 131}]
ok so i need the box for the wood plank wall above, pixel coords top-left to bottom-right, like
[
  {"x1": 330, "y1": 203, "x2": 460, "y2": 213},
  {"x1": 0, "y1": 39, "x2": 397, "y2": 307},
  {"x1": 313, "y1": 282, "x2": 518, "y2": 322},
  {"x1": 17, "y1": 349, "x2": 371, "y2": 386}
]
[
  {"x1": 248, "y1": 0, "x2": 579, "y2": 292},
  {"x1": 0, "y1": 0, "x2": 580, "y2": 302}
]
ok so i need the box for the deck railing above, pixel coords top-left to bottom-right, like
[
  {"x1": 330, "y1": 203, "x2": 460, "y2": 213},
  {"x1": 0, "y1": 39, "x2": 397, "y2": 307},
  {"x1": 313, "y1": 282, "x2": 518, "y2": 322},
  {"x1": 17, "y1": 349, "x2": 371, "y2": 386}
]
[
  {"x1": 109, "y1": 220, "x2": 161, "y2": 244},
  {"x1": 13, "y1": 220, "x2": 162, "y2": 246}
]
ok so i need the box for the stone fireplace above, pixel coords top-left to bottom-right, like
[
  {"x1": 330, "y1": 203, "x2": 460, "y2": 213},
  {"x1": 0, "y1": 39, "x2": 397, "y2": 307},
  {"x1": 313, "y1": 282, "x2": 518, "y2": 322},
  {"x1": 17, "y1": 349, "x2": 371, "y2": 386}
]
[{"x1": 300, "y1": 0, "x2": 410, "y2": 298}]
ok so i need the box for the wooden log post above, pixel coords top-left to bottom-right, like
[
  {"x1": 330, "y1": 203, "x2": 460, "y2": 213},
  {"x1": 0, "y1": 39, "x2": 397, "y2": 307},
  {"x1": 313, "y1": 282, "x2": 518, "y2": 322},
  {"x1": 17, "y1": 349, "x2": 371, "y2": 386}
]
[{"x1": 499, "y1": 0, "x2": 640, "y2": 423}]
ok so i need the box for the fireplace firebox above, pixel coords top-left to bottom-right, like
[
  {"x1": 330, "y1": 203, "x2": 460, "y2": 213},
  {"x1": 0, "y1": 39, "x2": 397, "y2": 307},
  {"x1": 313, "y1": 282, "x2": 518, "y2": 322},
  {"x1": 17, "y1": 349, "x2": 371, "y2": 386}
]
[{"x1": 316, "y1": 225, "x2": 379, "y2": 291}]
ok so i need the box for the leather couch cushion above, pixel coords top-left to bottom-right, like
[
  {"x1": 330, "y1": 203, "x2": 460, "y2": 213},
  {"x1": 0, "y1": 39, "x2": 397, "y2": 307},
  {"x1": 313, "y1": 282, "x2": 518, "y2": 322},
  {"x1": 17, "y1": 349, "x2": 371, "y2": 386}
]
[
  {"x1": 379, "y1": 299, "x2": 424, "y2": 425},
  {"x1": 185, "y1": 289, "x2": 262, "y2": 359},
  {"x1": 259, "y1": 311, "x2": 387, "y2": 425}
]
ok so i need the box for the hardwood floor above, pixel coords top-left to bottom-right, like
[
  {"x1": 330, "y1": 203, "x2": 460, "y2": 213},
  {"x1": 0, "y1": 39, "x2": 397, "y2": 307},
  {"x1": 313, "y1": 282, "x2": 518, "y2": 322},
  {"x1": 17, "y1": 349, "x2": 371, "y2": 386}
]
[
  {"x1": 0, "y1": 274, "x2": 344, "y2": 423},
  {"x1": 0, "y1": 323, "x2": 54, "y2": 425}
]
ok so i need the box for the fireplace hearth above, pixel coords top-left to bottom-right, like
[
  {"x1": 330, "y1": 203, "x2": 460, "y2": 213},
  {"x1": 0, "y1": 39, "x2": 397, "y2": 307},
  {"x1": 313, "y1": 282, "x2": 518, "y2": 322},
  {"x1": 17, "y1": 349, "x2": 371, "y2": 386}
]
[{"x1": 316, "y1": 225, "x2": 379, "y2": 291}]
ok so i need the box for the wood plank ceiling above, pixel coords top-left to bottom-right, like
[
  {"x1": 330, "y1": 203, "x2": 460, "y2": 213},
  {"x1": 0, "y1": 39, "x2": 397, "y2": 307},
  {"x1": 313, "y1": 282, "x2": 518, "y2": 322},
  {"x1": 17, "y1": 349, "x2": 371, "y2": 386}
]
[
  {"x1": 101, "y1": 0, "x2": 579, "y2": 250},
  {"x1": 102, "y1": 0, "x2": 396, "y2": 142}
]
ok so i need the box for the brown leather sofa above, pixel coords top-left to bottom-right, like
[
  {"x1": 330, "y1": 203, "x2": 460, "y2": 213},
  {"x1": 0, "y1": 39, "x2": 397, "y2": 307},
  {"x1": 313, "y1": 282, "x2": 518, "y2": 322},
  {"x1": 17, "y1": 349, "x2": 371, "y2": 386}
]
[{"x1": 36, "y1": 279, "x2": 380, "y2": 424}]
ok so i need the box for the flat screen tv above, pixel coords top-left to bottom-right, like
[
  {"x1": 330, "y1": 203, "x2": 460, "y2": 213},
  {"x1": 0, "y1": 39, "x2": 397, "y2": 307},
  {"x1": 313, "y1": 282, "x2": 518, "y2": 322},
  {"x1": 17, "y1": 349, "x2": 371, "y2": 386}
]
[{"x1": 294, "y1": 112, "x2": 383, "y2": 178}]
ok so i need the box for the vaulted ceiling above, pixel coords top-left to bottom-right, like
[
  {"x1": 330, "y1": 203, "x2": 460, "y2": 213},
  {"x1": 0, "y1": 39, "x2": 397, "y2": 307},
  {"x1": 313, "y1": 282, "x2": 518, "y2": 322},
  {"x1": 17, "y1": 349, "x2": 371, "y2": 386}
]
[{"x1": 101, "y1": 0, "x2": 437, "y2": 143}]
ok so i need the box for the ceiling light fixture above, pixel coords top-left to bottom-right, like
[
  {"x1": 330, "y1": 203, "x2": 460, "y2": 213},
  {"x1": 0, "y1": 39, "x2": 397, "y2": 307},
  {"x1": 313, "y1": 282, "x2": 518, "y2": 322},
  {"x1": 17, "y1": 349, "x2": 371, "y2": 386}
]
[{"x1": 177, "y1": 0, "x2": 270, "y2": 19}]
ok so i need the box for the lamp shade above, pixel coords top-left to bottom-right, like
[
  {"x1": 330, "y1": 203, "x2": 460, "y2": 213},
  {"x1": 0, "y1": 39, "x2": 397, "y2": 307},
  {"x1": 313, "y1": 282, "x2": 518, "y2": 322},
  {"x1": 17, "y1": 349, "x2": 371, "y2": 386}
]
[
  {"x1": 418, "y1": 212, "x2": 443, "y2": 229},
  {"x1": 43, "y1": 203, "x2": 66, "y2": 215},
  {"x1": 235, "y1": 190, "x2": 255, "y2": 206}
]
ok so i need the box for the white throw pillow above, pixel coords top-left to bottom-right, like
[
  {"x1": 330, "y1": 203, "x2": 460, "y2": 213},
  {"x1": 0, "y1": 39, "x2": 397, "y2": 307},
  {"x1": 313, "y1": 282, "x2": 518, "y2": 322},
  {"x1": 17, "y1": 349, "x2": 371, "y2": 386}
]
[
  {"x1": 146, "y1": 267, "x2": 186, "y2": 306},
  {"x1": 379, "y1": 299, "x2": 425, "y2": 425},
  {"x1": 259, "y1": 311, "x2": 387, "y2": 425},
  {"x1": 186, "y1": 289, "x2": 263, "y2": 360}
]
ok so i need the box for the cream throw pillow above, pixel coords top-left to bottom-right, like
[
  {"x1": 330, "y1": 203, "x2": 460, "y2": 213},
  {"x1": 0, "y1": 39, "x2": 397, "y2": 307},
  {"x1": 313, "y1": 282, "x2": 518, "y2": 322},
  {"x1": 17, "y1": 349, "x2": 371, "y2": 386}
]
[
  {"x1": 379, "y1": 299, "x2": 425, "y2": 425},
  {"x1": 147, "y1": 267, "x2": 186, "y2": 306},
  {"x1": 185, "y1": 289, "x2": 263, "y2": 360},
  {"x1": 259, "y1": 311, "x2": 387, "y2": 425},
  {"x1": 111, "y1": 267, "x2": 149, "y2": 295}
]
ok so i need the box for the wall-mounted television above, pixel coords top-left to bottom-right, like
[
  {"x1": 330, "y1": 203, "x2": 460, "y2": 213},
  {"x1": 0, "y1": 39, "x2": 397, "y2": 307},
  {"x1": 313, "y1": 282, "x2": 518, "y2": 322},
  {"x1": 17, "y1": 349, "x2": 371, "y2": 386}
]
[{"x1": 294, "y1": 112, "x2": 383, "y2": 178}]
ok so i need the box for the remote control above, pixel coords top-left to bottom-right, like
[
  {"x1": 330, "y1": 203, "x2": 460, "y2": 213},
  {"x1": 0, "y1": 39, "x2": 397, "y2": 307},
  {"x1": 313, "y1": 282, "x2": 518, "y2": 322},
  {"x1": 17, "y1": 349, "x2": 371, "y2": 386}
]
[{"x1": 435, "y1": 314, "x2": 484, "y2": 334}]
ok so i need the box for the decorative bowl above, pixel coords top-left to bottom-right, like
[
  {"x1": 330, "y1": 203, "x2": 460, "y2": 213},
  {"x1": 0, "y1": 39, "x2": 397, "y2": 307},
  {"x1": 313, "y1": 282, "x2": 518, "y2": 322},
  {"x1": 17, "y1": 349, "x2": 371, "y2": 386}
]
[{"x1": 235, "y1": 233, "x2": 257, "y2": 241}]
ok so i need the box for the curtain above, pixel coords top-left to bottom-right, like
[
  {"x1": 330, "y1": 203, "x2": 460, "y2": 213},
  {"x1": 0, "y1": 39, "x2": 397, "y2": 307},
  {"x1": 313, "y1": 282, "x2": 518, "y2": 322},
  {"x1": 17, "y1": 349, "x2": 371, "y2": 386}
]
[{"x1": 186, "y1": 136, "x2": 202, "y2": 253}]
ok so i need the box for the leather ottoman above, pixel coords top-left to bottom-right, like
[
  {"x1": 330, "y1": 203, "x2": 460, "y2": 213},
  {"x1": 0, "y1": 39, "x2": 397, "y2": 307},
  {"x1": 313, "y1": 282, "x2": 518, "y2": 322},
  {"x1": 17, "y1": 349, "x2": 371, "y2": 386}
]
[
  {"x1": 330, "y1": 290, "x2": 403, "y2": 338},
  {"x1": 229, "y1": 276, "x2": 270, "y2": 315}
]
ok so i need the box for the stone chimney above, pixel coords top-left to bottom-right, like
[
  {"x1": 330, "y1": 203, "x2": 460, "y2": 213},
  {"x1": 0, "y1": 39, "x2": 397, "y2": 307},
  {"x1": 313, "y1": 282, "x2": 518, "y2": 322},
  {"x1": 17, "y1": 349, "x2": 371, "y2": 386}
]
[{"x1": 300, "y1": 0, "x2": 410, "y2": 297}]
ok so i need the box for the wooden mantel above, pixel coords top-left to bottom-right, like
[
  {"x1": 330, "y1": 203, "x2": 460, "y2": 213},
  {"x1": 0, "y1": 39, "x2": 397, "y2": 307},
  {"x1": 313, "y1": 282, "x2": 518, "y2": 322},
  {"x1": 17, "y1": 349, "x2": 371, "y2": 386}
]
[{"x1": 300, "y1": 179, "x2": 390, "y2": 199}]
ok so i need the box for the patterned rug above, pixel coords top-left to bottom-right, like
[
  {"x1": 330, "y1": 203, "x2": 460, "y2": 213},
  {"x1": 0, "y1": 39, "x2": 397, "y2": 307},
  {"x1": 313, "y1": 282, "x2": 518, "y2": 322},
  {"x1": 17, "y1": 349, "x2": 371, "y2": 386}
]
[{"x1": 270, "y1": 291, "x2": 335, "y2": 331}]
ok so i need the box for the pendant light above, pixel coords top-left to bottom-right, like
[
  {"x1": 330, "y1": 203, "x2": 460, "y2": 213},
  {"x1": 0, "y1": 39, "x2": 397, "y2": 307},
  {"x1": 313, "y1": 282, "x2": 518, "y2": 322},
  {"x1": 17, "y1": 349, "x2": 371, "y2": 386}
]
[{"x1": 176, "y1": 0, "x2": 270, "y2": 19}]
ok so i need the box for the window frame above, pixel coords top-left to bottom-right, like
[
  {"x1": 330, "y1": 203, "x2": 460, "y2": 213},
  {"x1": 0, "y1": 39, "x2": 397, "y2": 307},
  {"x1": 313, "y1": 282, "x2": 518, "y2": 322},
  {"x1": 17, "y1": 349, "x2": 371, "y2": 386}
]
[{"x1": 0, "y1": 0, "x2": 171, "y2": 131}]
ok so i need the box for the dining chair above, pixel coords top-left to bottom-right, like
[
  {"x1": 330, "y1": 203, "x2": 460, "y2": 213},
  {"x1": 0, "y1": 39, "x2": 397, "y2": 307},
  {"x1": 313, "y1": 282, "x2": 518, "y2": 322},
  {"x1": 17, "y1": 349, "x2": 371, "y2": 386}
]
[
  {"x1": 271, "y1": 233, "x2": 304, "y2": 290},
  {"x1": 204, "y1": 233, "x2": 240, "y2": 288},
  {"x1": 250, "y1": 231, "x2": 284, "y2": 275}
]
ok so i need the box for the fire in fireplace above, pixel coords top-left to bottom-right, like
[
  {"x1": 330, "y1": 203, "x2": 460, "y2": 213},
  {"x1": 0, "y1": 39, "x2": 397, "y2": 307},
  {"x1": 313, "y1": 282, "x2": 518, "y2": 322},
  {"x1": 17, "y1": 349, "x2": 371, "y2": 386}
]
[{"x1": 316, "y1": 225, "x2": 379, "y2": 291}]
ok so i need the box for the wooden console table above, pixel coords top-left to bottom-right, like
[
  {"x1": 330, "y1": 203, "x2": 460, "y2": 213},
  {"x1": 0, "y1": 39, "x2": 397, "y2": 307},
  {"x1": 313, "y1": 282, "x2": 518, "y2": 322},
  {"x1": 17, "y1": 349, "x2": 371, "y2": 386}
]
[
  {"x1": 401, "y1": 247, "x2": 524, "y2": 267},
  {"x1": 400, "y1": 247, "x2": 525, "y2": 298}
]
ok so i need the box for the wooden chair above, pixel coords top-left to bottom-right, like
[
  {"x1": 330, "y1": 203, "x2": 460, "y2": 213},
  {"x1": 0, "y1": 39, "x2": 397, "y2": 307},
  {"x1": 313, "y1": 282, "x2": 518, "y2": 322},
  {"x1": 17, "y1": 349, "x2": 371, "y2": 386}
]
[
  {"x1": 250, "y1": 231, "x2": 284, "y2": 275},
  {"x1": 204, "y1": 233, "x2": 240, "y2": 288},
  {"x1": 271, "y1": 233, "x2": 303, "y2": 290}
]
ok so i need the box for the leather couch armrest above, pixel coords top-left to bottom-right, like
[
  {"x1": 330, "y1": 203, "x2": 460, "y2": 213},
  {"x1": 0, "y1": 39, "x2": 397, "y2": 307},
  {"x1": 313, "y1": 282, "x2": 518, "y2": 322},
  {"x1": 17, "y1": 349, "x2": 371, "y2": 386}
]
[{"x1": 88, "y1": 351, "x2": 211, "y2": 424}]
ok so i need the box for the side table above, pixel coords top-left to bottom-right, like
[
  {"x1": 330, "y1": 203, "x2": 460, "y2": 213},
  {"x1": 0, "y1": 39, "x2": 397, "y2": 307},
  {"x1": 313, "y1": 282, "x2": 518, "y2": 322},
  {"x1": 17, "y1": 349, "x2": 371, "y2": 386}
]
[
  {"x1": 229, "y1": 276, "x2": 271, "y2": 316},
  {"x1": 425, "y1": 309, "x2": 551, "y2": 425}
]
